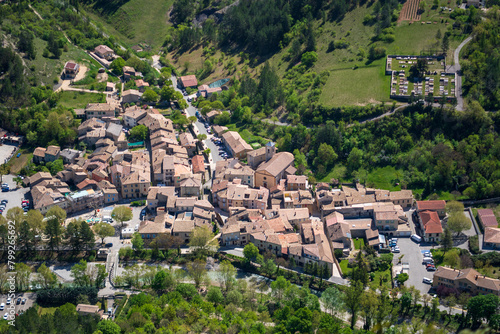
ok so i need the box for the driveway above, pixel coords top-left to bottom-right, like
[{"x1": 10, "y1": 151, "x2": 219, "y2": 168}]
[
  {"x1": 0, "y1": 144, "x2": 17, "y2": 165},
  {"x1": 55, "y1": 65, "x2": 88, "y2": 92}
]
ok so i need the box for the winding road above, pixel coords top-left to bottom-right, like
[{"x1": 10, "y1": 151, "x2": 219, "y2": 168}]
[{"x1": 453, "y1": 35, "x2": 473, "y2": 111}]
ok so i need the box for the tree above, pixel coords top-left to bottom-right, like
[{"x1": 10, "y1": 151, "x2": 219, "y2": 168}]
[
  {"x1": 321, "y1": 286, "x2": 344, "y2": 316},
  {"x1": 26, "y1": 210, "x2": 45, "y2": 236},
  {"x1": 46, "y1": 206, "x2": 67, "y2": 223},
  {"x1": 271, "y1": 276, "x2": 291, "y2": 303},
  {"x1": 447, "y1": 211, "x2": 472, "y2": 236},
  {"x1": 65, "y1": 220, "x2": 83, "y2": 252},
  {"x1": 15, "y1": 263, "x2": 31, "y2": 291},
  {"x1": 343, "y1": 281, "x2": 363, "y2": 329},
  {"x1": 317, "y1": 143, "x2": 337, "y2": 168},
  {"x1": 79, "y1": 221, "x2": 95, "y2": 251},
  {"x1": 142, "y1": 88, "x2": 159, "y2": 103},
  {"x1": 360, "y1": 289, "x2": 379, "y2": 330},
  {"x1": 197, "y1": 134, "x2": 207, "y2": 142},
  {"x1": 187, "y1": 259, "x2": 207, "y2": 288},
  {"x1": 128, "y1": 125, "x2": 148, "y2": 142},
  {"x1": 206, "y1": 286, "x2": 224, "y2": 305},
  {"x1": 301, "y1": 51, "x2": 318, "y2": 67},
  {"x1": 111, "y1": 206, "x2": 133, "y2": 227},
  {"x1": 97, "y1": 320, "x2": 121, "y2": 334},
  {"x1": 243, "y1": 242, "x2": 259, "y2": 262},
  {"x1": 7, "y1": 207, "x2": 24, "y2": 234},
  {"x1": 18, "y1": 221, "x2": 34, "y2": 252},
  {"x1": 441, "y1": 228, "x2": 453, "y2": 252},
  {"x1": 444, "y1": 295, "x2": 457, "y2": 316},
  {"x1": 37, "y1": 263, "x2": 57, "y2": 288},
  {"x1": 131, "y1": 232, "x2": 144, "y2": 251},
  {"x1": 444, "y1": 251, "x2": 460, "y2": 268},
  {"x1": 442, "y1": 34, "x2": 450, "y2": 55},
  {"x1": 71, "y1": 260, "x2": 90, "y2": 286},
  {"x1": 94, "y1": 222, "x2": 115, "y2": 244},
  {"x1": 261, "y1": 259, "x2": 277, "y2": 278},
  {"x1": 189, "y1": 225, "x2": 219, "y2": 256},
  {"x1": 396, "y1": 273, "x2": 409, "y2": 286},
  {"x1": 18, "y1": 29, "x2": 36, "y2": 60},
  {"x1": 45, "y1": 216, "x2": 64, "y2": 251},
  {"x1": 217, "y1": 260, "x2": 236, "y2": 294},
  {"x1": 446, "y1": 201, "x2": 464, "y2": 214},
  {"x1": 467, "y1": 294, "x2": 499, "y2": 326},
  {"x1": 110, "y1": 58, "x2": 126, "y2": 75}
]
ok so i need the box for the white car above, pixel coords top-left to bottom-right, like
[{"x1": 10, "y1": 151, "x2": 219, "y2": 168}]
[
  {"x1": 0, "y1": 303, "x2": 4, "y2": 311},
  {"x1": 3, "y1": 313, "x2": 8, "y2": 320},
  {"x1": 392, "y1": 246, "x2": 401, "y2": 253},
  {"x1": 6, "y1": 298, "x2": 11, "y2": 305},
  {"x1": 423, "y1": 277, "x2": 433, "y2": 284}
]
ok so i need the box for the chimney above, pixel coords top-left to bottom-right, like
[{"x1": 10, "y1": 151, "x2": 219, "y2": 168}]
[{"x1": 475, "y1": 275, "x2": 478, "y2": 280}]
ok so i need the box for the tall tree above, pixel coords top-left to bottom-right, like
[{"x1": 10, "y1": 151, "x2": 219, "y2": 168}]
[
  {"x1": 37, "y1": 263, "x2": 57, "y2": 289},
  {"x1": 343, "y1": 281, "x2": 363, "y2": 329},
  {"x1": 45, "y1": 216, "x2": 64, "y2": 251},
  {"x1": 94, "y1": 222, "x2": 115, "y2": 245},
  {"x1": 320, "y1": 286, "x2": 344, "y2": 316},
  {"x1": 447, "y1": 211, "x2": 472, "y2": 236},
  {"x1": 189, "y1": 225, "x2": 219, "y2": 256},
  {"x1": 217, "y1": 260, "x2": 236, "y2": 294},
  {"x1": 112, "y1": 206, "x2": 133, "y2": 227},
  {"x1": 187, "y1": 259, "x2": 208, "y2": 288}
]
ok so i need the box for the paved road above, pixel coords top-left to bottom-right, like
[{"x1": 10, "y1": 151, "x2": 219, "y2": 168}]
[
  {"x1": 169, "y1": 75, "x2": 224, "y2": 172},
  {"x1": 0, "y1": 175, "x2": 30, "y2": 214},
  {"x1": 453, "y1": 35, "x2": 473, "y2": 111}
]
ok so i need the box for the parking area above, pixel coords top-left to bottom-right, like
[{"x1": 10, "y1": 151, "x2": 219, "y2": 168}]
[
  {"x1": 396, "y1": 237, "x2": 434, "y2": 294},
  {"x1": 0, "y1": 144, "x2": 17, "y2": 165},
  {"x1": 0, "y1": 175, "x2": 30, "y2": 216},
  {"x1": 0, "y1": 292, "x2": 35, "y2": 318}
]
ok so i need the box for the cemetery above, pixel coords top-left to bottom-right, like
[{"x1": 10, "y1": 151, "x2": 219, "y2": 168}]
[{"x1": 386, "y1": 55, "x2": 456, "y2": 103}]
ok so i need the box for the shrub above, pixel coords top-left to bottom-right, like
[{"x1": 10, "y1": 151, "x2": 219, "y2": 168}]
[
  {"x1": 469, "y1": 235, "x2": 481, "y2": 255},
  {"x1": 36, "y1": 287, "x2": 98, "y2": 306},
  {"x1": 301, "y1": 51, "x2": 318, "y2": 67}
]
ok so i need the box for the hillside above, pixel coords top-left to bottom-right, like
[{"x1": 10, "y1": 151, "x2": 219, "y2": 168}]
[{"x1": 80, "y1": 0, "x2": 175, "y2": 50}]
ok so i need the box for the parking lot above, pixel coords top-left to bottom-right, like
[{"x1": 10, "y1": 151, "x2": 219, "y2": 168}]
[
  {"x1": 0, "y1": 292, "x2": 35, "y2": 319},
  {"x1": 396, "y1": 237, "x2": 434, "y2": 294},
  {"x1": 0, "y1": 175, "x2": 30, "y2": 217},
  {"x1": 0, "y1": 144, "x2": 17, "y2": 165}
]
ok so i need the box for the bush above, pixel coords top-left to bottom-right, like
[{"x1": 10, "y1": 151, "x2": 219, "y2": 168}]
[
  {"x1": 301, "y1": 51, "x2": 318, "y2": 67},
  {"x1": 36, "y1": 287, "x2": 98, "y2": 307},
  {"x1": 130, "y1": 200, "x2": 146, "y2": 207},
  {"x1": 469, "y1": 235, "x2": 481, "y2": 255},
  {"x1": 334, "y1": 39, "x2": 350, "y2": 49},
  {"x1": 334, "y1": 249, "x2": 343, "y2": 259}
]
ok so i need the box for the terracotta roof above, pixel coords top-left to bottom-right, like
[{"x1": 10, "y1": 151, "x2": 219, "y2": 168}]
[
  {"x1": 65, "y1": 61, "x2": 78, "y2": 70},
  {"x1": 76, "y1": 179, "x2": 97, "y2": 190},
  {"x1": 192, "y1": 155, "x2": 205, "y2": 174},
  {"x1": 256, "y1": 152, "x2": 294, "y2": 177},
  {"x1": 419, "y1": 210, "x2": 443, "y2": 234},
  {"x1": 222, "y1": 131, "x2": 253, "y2": 156},
  {"x1": 123, "y1": 66, "x2": 135, "y2": 74},
  {"x1": 46, "y1": 145, "x2": 60, "y2": 156},
  {"x1": 416, "y1": 200, "x2": 446, "y2": 211},
  {"x1": 287, "y1": 174, "x2": 307, "y2": 184},
  {"x1": 172, "y1": 220, "x2": 195, "y2": 233},
  {"x1": 139, "y1": 220, "x2": 167, "y2": 234},
  {"x1": 484, "y1": 227, "x2": 500, "y2": 244},
  {"x1": 478, "y1": 209, "x2": 498, "y2": 227},
  {"x1": 135, "y1": 79, "x2": 149, "y2": 87},
  {"x1": 76, "y1": 304, "x2": 100, "y2": 314},
  {"x1": 33, "y1": 147, "x2": 46, "y2": 157},
  {"x1": 94, "y1": 45, "x2": 113, "y2": 54},
  {"x1": 179, "y1": 75, "x2": 198, "y2": 87}
]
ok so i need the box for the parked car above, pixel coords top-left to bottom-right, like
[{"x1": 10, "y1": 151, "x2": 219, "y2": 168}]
[
  {"x1": 391, "y1": 246, "x2": 400, "y2": 253},
  {"x1": 422, "y1": 257, "x2": 434, "y2": 264},
  {"x1": 423, "y1": 251, "x2": 432, "y2": 258},
  {"x1": 426, "y1": 266, "x2": 436, "y2": 271},
  {"x1": 105, "y1": 243, "x2": 113, "y2": 248},
  {"x1": 6, "y1": 298, "x2": 11, "y2": 305},
  {"x1": 16, "y1": 298, "x2": 21, "y2": 305},
  {"x1": 411, "y1": 234, "x2": 422, "y2": 243},
  {"x1": 0, "y1": 303, "x2": 5, "y2": 311},
  {"x1": 3, "y1": 313, "x2": 8, "y2": 320},
  {"x1": 21, "y1": 299, "x2": 26, "y2": 305}
]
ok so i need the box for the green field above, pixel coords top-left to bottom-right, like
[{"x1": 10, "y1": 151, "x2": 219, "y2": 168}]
[
  {"x1": 57, "y1": 91, "x2": 106, "y2": 109},
  {"x1": 82, "y1": 0, "x2": 174, "y2": 50},
  {"x1": 369, "y1": 269, "x2": 392, "y2": 290},
  {"x1": 339, "y1": 260, "x2": 352, "y2": 276},
  {"x1": 365, "y1": 166, "x2": 404, "y2": 191},
  {"x1": 353, "y1": 238, "x2": 365, "y2": 250}
]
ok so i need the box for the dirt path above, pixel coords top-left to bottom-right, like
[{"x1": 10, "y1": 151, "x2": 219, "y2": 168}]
[{"x1": 453, "y1": 35, "x2": 473, "y2": 111}]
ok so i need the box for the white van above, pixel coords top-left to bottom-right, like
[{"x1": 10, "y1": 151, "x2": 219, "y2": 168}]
[
  {"x1": 422, "y1": 257, "x2": 434, "y2": 264},
  {"x1": 411, "y1": 234, "x2": 422, "y2": 243}
]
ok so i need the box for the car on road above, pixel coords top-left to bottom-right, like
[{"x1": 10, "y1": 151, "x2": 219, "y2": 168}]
[
  {"x1": 411, "y1": 234, "x2": 422, "y2": 243},
  {"x1": 105, "y1": 243, "x2": 113, "y2": 248},
  {"x1": 3, "y1": 313, "x2": 8, "y2": 320}
]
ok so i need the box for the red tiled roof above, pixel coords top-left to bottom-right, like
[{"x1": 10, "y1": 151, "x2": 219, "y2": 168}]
[
  {"x1": 76, "y1": 179, "x2": 98, "y2": 190},
  {"x1": 180, "y1": 75, "x2": 198, "y2": 87},
  {"x1": 420, "y1": 210, "x2": 443, "y2": 234},
  {"x1": 478, "y1": 209, "x2": 498, "y2": 227},
  {"x1": 192, "y1": 155, "x2": 205, "y2": 174},
  {"x1": 416, "y1": 200, "x2": 446, "y2": 211},
  {"x1": 65, "y1": 62, "x2": 78, "y2": 70}
]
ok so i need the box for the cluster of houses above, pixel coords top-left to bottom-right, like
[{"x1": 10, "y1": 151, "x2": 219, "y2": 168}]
[
  {"x1": 477, "y1": 208, "x2": 500, "y2": 250},
  {"x1": 28, "y1": 103, "x2": 207, "y2": 219}
]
